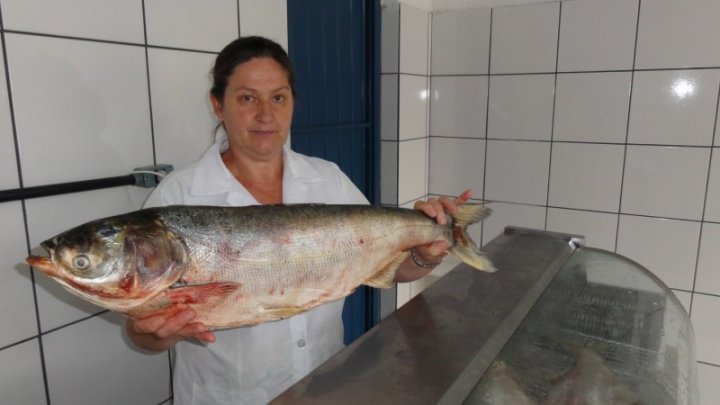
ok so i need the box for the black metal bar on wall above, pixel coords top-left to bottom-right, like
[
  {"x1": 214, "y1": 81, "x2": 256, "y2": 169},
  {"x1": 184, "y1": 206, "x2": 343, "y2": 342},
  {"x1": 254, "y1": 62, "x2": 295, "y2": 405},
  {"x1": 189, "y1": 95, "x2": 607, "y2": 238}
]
[
  {"x1": 0, "y1": 165, "x2": 172, "y2": 203},
  {"x1": 0, "y1": 175, "x2": 135, "y2": 203}
]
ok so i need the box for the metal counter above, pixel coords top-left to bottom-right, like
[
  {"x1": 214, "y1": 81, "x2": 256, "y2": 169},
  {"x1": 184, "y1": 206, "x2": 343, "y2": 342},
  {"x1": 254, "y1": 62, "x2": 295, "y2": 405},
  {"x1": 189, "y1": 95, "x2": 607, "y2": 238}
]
[{"x1": 272, "y1": 227, "x2": 582, "y2": 404}]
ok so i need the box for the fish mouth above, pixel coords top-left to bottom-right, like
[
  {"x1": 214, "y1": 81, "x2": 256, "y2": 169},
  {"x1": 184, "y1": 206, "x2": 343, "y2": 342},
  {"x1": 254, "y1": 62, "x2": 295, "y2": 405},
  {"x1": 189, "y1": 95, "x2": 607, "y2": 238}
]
[
  {"x1": 26, "y1": 255, "x2": 57, "y2": 274},
  {"x1": 27, "y1": 239, "x2": 59, "y2": 276}
]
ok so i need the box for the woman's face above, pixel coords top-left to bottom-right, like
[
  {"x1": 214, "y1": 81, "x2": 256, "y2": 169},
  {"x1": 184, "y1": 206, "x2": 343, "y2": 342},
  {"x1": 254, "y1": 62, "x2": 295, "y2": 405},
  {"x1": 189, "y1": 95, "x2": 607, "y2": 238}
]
[{"x1": 211, "y1": 57, "x2": 294, "y2": 162}]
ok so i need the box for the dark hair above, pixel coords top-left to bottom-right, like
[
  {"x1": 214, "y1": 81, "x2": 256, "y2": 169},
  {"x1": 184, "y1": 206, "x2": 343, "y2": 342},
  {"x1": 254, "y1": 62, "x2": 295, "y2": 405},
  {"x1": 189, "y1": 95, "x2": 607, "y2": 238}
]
[{"x1": 210, "y1": 36, "x2": 296, "y2": 102}]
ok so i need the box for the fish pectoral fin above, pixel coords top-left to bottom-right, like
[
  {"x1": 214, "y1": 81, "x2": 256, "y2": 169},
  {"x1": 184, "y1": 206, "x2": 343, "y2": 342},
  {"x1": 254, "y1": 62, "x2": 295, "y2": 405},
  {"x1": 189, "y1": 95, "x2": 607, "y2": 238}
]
[
  {"x1": 167, "y1": 282, "x2": 240, "y2": 310},
  {"x1": 363, "y1": 252, "x2": 408, "y2": 289},
  {"x1": 128, "y1": 282, "x2": 240, "y2": 319}
]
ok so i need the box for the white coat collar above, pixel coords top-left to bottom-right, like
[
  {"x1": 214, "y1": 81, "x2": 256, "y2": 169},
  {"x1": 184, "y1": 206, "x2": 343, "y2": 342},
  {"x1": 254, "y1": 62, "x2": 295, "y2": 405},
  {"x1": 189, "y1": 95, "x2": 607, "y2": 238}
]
[{"x1": 189, "y1": 137, "x2": 326, "y2": 203}]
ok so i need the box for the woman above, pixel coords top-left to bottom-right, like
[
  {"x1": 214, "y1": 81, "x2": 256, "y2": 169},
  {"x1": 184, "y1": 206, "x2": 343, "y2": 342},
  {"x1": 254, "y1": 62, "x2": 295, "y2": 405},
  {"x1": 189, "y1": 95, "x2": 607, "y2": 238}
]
[{"x1": 126, "y1": 36, "x2": 471, "y2": 404}]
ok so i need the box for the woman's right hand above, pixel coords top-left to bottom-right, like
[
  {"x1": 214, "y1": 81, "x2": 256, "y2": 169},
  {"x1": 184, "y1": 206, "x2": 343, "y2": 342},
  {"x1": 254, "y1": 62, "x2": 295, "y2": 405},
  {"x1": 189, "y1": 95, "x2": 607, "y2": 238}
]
[{"x1": 126, "y1": 310, "x2": 216, "y2": 352}]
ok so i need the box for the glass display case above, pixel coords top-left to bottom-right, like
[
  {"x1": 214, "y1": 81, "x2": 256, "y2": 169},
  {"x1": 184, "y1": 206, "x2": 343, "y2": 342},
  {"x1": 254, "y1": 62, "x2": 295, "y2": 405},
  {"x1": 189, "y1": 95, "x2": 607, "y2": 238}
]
[
  {"x1": 464, "y1": 248, "x2": 697, "y2": 404},
  {"x1": 272, "y1": 227, "x2": 699, "y2": 405}
]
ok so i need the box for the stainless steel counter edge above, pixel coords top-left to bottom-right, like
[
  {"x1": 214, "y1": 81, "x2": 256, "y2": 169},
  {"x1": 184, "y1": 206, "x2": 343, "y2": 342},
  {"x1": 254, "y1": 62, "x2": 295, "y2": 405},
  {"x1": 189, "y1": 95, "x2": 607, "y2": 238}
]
[{"x1": 437, "y1": 227, "x2": 583, "y2": 404}]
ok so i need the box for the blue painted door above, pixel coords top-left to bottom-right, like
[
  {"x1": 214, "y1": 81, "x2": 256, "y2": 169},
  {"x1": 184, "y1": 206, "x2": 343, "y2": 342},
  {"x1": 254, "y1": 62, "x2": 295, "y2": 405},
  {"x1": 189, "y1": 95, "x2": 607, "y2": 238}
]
[{"x1": 287, "y1": 0, "x2": 380, "y2": 344}]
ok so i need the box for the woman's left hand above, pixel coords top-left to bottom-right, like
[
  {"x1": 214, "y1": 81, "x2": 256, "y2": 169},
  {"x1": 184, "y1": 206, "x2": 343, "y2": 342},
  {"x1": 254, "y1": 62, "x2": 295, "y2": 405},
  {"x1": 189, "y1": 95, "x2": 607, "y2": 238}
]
[{"x1": 411, "y1": 189, "x2": 473, "y2": 267}]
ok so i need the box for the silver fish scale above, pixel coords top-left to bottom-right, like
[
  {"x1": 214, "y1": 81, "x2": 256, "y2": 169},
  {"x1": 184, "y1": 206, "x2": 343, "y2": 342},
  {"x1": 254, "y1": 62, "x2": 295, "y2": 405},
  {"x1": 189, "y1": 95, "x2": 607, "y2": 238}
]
[{"x1": 149, "y1": 204, "x2": 446, "y2": 327}]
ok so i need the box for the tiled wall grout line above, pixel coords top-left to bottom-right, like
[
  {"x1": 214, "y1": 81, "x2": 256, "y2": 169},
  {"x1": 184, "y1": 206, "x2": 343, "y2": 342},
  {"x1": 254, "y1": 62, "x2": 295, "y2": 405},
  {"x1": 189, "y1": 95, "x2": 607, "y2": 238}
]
[
  {"x1": 142, "y1": 3, "x2": 168, "y2": 399},
  {"x1": 0, "y1": 3, "x2": 53, "y2": 403},
  {"x1": 395, "y1": 5, "x2": 401, "y2": 207},
  {"x1": 45, "y1": 311, "x2": 107, "y2": 334},
  {"x1": 425, "y1": 197, "x2": 720, "y2": 224},
  {"x1": 481, "y1": 8, "x2": 493, "y2": 247},
  {"x1": 614, "y1": 0, "x2": 642, "y2": 254},
  {"x1": 429, "y1": 65, "x2": 720, "y2": 77},
  {"x1": 0, "y1": 29, "x2": 219, "y2": 55},
  {"x1": 425, "y1": 10, "x2": 431, "y2": 202},
  {"x1": 690, "y1": 73, "x2": 720, "y2": 314},
  {"x1": 431, "y1": 134, "x2": 717, "y2": 149},
  {"x1": 141, "y1": 1, "x2": 157, "y2": 166},
  {"x1": 544, "y1": 1, "x2": 562, "y2": 231},
  {"x1": 236, "y1": 0, "x2": 242, "y2": 37},
  {"x1": 393, "y1": 4, "x2": 401, "y2": 309}
]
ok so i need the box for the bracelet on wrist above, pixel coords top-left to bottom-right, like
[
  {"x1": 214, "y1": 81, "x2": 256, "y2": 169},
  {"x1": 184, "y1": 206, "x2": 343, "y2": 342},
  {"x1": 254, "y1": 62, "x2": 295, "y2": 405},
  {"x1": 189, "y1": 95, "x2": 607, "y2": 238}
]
[{"x1": 410, "y1": 247, "x2": 442, "y2": 269}]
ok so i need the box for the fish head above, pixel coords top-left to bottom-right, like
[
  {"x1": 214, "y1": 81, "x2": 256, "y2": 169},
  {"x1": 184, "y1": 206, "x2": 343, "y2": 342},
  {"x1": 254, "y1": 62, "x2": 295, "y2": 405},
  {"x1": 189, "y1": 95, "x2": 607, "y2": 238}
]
[{"x1": 26, "y1": 213, "x2": 188, "y2": 312}]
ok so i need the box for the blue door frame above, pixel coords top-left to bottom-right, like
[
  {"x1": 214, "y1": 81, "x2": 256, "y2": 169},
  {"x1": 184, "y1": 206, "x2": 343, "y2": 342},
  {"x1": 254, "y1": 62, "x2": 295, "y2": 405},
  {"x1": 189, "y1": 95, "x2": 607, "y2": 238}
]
[{"x1": 287, "y1": 0, "x2": 381, "y2": 344}]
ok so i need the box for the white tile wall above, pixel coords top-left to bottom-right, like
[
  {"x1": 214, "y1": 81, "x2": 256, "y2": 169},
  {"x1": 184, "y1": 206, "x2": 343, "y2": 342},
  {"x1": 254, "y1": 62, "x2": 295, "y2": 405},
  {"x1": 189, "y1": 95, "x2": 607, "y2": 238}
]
[
  {"x1": 553, "y1": 72, "x2": 631, "y2": 144},
  {"x1": 695, "y1": 223, "x2": 720, "y2": 295},
  {"x1": 381, "y1": 4, "x2": 400, "y2": 74},
  {"x1": 1, "y1": 0, "x2": 145, "y2": 43},
  {"x1": 381, "y1": 74, "x2": 399, "y2": 141},
  {"x1": 698, "y1": 362, "x2": 720, "y2": 405},
  {"x1": 145, "y1": 0, "x2": 238, "y2": 52},
  {"x1": 0, "y1": 339, "x2": 46, "y2": 405},
  {"x1": 485, "y1": 140, "x2": 550, "y2": 205},
  {"x1": 674, "y1": 290, "x2": 692, "y2": 315},
  {"x1": 482, "y1": 201, "x2": 546, "y2": 243},
  {"x1": 490, "y1": 2, "x2": 559, "y2": 74},
  {"x1": 635, "y1": 0, "x2": 720, "y2": 69},
  {"x1": 239, "y1": 0, "x2": 289, "y2": 49},
  {"x1": 398, "y1": 74, "x2": 428, "y2": 140},
  {"x1": 43, "y1": 313, "x2": 169, "y2": 404},
  {"x1": 557, "y1": 0, "x2": 638, "y2": 72},
  {"x1": 399, "y1": 3, "x2": 429, "y2": 75},
  {"x1": 430, "y1": 76, "x2": 488, "y2": 138},
  {"x1": 706, "y1": 149, "x2": 720, "y2": 222},
  {"x1": 8, "y1": 34, "x2": 153, "y2": 186},
  {"x1": 716, "y1": 100, "x2": 720, "y2": 147},
  {"x1": 148, "y1": 48, "x2": 217, "y2": 169},
  {"x1": 0, "y1": 202, "x2": 37, "y2": 348},
  {"x1": 430, "y1": 8, "x2": 490, "y2": 75},
  {"x1": 628, "y1": 69, "x2": 720, "y2": 146},
  {"x1": 487, "y1": 74, "x2": 555, "y2": 140},
  {"x1": 384, "y1": 3, "x2": 431, "y2": 234},
  {"x1": 0, "y1": 41, "x2": 18, "y2": 191},
  {"x1": 621, "y1": 146, "x2": 709, "y2": 220},
  {"x1": 398, "y1": 138, "x2": 428, "y2": 203},
  {"x1": 692, "y1": 294, "x2": 720, "y2": 366},
  {"x1": 1, "y1": 2, "x2": 287, "y2": 404},
  {"x1": 428, "y1": 137, "x2": 485, "y2": 197},
  {"x1": 546, "y1": 208, "x2": 617, "y2": 251},
  {"x1": 717, "y1": 108, "x2": 720, "y2": 147},
  {"x1": 381, "y1": 141, "x2": 398, "y2": 205},
  {"x1": 616, "y1": 215, "x2": 700, "y2": 291},
  {"x1": 417, "y1": 1, "x2": 720, "y2": 401},
  {"x1": 549, "y1": 142, "x2": 624, "y2": 212}
]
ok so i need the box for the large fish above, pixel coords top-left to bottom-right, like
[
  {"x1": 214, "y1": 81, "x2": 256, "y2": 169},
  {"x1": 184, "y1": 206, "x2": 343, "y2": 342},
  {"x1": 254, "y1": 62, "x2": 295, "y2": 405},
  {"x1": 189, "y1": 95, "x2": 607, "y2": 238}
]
[{"x1": 26, "y1": 203, "x2": 494, "y2": 329}]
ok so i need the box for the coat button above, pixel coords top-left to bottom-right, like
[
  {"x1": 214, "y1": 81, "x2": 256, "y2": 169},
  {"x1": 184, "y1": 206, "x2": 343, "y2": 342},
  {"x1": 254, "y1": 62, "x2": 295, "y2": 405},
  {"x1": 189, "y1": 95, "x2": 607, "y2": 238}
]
[{"x1": 297, "y1": 339, "x2": 306, "y2": 348}]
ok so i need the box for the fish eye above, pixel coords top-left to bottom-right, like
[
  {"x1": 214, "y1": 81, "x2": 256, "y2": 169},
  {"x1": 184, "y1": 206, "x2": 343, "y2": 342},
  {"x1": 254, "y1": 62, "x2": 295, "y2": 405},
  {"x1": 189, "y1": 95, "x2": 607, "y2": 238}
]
[{"x1": 72, "y1": 254, "x2": 91, "y2": 271}]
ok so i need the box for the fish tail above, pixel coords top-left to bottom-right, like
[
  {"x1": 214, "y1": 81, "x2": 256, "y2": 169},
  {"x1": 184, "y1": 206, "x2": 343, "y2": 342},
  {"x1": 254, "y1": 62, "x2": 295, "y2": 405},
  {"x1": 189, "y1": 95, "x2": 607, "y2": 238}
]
[{"x1": 449, "y1": 204, "x2": 496, "y2": 273}]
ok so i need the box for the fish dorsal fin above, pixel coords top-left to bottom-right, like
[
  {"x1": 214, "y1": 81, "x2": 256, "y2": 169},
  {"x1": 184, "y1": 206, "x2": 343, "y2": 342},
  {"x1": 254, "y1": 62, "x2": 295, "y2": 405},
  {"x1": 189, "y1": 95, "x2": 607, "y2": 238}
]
[{"x1": 363, "y1": 252, "x2": 408, "y2": 289}]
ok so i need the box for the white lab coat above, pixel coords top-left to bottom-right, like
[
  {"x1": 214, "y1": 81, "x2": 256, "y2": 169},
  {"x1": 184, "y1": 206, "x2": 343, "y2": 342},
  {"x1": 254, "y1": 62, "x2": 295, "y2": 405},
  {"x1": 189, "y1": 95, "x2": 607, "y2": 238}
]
[{"x1": 144, "y1": 137, "x2": 369, "y2": 404}]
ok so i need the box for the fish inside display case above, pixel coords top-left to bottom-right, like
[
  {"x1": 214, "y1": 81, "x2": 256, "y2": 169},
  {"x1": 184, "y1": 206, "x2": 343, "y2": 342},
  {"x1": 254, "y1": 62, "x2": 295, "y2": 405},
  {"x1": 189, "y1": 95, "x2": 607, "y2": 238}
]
[
  {"x1": 465, "y1": 248, "x2": 697, "y2": 405},
  {"x1": 274, "y1": 227, "x2": 699, "y2": 405}
]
